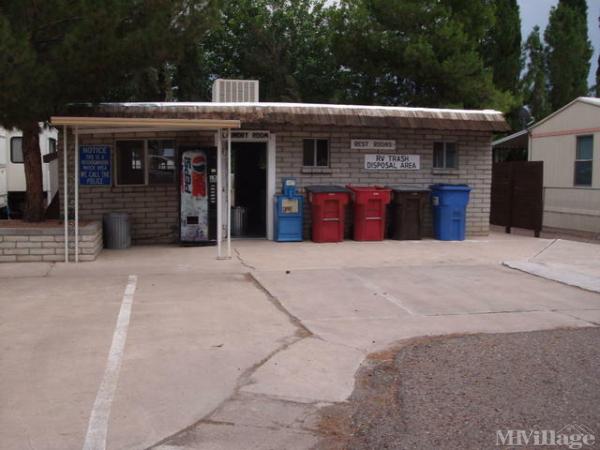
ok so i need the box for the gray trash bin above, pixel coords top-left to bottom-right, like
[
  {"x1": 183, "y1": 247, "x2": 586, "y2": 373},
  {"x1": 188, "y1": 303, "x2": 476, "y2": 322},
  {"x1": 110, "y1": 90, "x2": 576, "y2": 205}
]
[
  {"x1": 231, "y1": 206, "x2": 247, "y2": 237},
  {"x1": 103, "y1": 212, "x2": 131, "y2": 249}
]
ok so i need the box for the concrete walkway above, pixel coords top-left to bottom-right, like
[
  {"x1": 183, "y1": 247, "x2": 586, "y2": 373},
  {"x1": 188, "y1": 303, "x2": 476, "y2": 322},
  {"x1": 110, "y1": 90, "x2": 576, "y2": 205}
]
[
  {"x1": 504, "y1": 238, "x2": 600, "y2": 293},
  {"x1": 1, "y1": 233, "x2": 599, "y2": 450}
]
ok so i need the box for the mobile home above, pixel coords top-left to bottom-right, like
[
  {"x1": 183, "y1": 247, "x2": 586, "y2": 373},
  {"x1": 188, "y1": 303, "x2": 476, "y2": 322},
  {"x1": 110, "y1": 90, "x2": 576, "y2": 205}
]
[{"x1": 0, "y1": 126, "x2": 59, "y2": 217}]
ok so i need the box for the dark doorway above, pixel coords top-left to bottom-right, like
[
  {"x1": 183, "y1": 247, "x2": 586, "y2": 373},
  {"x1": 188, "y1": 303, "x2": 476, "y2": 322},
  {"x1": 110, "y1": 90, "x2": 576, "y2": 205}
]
[{"x1": 233, "y1": 142, "x2": 267, "y2": 237}]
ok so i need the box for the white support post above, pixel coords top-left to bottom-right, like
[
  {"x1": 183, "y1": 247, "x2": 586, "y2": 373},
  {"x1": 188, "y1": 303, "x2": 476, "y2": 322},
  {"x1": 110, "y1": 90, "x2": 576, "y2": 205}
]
[
  {"x1": 216, "y1": 129, "x2": 223, "y2": 259},
  {"x1": 63, "y1": 126, "x2": 69, "y2": 263},
  {"x1": 74, "y1": 127, "x2": 79, "y2": 263},
  {"x1": 227, "y1": 128, "x2": 232, "y2": 258}
]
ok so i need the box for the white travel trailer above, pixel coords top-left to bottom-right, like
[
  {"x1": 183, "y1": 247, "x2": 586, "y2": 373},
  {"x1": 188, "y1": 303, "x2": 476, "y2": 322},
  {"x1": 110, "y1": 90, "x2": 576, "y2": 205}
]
[{"x1": 0, "y1": 126, "x2": 59, "y2": 217}]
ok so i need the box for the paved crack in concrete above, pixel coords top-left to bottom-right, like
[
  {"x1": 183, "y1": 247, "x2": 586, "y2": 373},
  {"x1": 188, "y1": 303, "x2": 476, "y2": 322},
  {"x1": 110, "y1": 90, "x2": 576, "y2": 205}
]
[
  {"x1": 147, "y1": 272, "x2": 316, "y2": 449},
  {"x1": 234, "y1": 248, "x2": 257, "y2": 271}
]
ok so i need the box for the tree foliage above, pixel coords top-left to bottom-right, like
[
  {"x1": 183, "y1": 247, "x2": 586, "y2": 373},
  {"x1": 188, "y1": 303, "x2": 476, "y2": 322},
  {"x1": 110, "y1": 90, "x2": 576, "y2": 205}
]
[
  {"x1": 0, "y1": 0, "x2": 218, "y2": 220},
  {"x1": 522, "y1": 26, "x2": 550, "y2": 121},
  {"x1": 330, "y1": 0, "x2": 513, "y2": 110},
  {"x1": 484, "y1": 0, "x2": 522, "y2": 96},
  {"x1": 544, "y1": 0, "x2": 593, "y2": 110},
  {"x1": 195, "y1": 0, "x2": 338, "y2": 102}
]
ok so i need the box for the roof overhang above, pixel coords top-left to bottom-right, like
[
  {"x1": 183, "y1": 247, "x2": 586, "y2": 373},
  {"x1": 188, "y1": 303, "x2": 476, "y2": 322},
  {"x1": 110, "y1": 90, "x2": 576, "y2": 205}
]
[
  {"x1": 492, "y1": 129, "x2": 529, "y2": 148},
  {"x1": 50, "y1": 116, "x2": 241, "y2": 135}
]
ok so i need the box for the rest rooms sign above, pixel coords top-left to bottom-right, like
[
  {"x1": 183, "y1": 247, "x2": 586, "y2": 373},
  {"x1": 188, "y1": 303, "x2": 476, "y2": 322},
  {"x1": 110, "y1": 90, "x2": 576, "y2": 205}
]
[
  {"x1": 365, "y1": 154, "x2": 420, "y2": 170},
  {"x1": 351, "y1": 139, "x2": 396, "y2": 150},
  {"x1": 79, "y1": 145, "x2": 111, "y2": 185}
]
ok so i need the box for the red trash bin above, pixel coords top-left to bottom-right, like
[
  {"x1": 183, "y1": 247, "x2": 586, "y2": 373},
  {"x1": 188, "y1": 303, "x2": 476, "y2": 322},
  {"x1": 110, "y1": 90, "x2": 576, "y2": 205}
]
[
  {"x1": 305, "y1": 186, "x2": 350, "y2": 243},
  {"x1": 346, "y1": 185, "x2": 392, "y2": 241}
]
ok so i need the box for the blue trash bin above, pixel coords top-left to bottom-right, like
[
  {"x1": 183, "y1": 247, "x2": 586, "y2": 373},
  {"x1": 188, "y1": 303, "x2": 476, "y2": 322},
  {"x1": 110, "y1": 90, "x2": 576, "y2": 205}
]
[
  {"x1": 274, "y1": 178, "x2": 304, "y2": 242},
  {"x1": 430, "y1": 184, "x2": 471, "y2": 241}
]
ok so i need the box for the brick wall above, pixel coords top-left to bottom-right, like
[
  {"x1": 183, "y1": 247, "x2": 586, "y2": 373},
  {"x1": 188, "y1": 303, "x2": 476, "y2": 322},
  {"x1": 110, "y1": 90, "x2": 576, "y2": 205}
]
[
  {"x1": 59, "y1": 124, "x2": 492, "y2": 243},
  {"x1": 0, "y1": 221, "x2": 102, "y2": 262},
  {"x1": 271, "y1": 125, "x2": 492, "y2": 237},
  {"x1": 59, "y1": 130, "x2": 214, "y2": 244}
]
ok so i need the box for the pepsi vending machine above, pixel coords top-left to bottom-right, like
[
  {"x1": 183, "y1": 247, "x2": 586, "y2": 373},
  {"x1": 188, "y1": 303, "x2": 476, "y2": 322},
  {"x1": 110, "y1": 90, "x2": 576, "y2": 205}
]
[{"x1": 180, "y1": 147, "x2": 218, "y2": 245}]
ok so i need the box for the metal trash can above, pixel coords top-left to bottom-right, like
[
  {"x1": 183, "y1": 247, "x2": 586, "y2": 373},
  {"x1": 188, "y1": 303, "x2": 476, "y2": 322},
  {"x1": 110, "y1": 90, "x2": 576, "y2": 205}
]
[
  {"x1": 103, "y1": 212, "x2": 131, "y2": 249},
  {"x1": 231, "y1": 206, "x2": 247, "y2": 237},
  {"x1": 388, "y1": 186, "x2": 430, "y2": 240}
]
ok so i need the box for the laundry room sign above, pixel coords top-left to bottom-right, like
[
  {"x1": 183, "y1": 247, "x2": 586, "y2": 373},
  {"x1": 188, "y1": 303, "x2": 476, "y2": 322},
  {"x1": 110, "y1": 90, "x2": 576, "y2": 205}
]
[{"x1": 364, "y1": 154, "x2": 420, "y2": 170}]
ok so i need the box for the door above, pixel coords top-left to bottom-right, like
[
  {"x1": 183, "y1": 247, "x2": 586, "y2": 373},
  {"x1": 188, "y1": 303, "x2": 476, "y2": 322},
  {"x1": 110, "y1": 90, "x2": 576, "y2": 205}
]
[{"x1": 232, "y1": 142, "x2": 267, "y2": 237}]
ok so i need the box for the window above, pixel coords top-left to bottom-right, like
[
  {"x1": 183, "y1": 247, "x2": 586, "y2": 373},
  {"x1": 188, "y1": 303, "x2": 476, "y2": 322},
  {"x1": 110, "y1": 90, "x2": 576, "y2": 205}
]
[
  {"x1": 115, "y1": 139, "x2": 177, "y2": 185},
  {"x1": 303, "y1": 139, "x2": 329, "y2": 167},
  {"x1": 148, "y1": 140, "x2": 176, "y2": 184},
  {"x1": 116, "y1": 140, "x2": 145, "y2": 185},
  {"x1": 10, "y1": 137, "x2": 23, "y2": 163},
  {"x1": 48, "y1": 138, "x2": 57, "y2": 154},
  {"x1": 574, "y1": 135, "x2": 593, "y2": 186},
  {"x1": 433, "y1": 142, "x2": 458, "y2": 169}
]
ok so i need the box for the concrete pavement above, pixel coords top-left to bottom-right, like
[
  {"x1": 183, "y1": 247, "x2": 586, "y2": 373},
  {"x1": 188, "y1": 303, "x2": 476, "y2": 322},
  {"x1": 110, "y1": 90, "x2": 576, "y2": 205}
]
[{"x1": 1, "y1": 233, "x2": 599, "y2": 449}]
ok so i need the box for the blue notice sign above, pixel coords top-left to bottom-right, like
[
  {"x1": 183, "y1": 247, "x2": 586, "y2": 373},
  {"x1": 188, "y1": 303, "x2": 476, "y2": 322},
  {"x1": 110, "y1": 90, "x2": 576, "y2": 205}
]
[{"x1": 79, "y1": 145, "x2": 111, "y2": 186}]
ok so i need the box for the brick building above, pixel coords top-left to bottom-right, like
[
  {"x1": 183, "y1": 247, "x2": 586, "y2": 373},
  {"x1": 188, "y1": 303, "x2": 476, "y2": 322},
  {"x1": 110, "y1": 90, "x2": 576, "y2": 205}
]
[{"x1": 53, "y1": 101, "x2": 508, "y2": 260}]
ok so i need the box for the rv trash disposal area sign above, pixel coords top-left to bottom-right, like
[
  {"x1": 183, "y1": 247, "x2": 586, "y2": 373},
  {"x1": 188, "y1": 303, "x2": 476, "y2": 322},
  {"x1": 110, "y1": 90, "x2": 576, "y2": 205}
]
[
  {"x1": 80, "y1": 145, "x2": 111, "y2": 186},
  {"x1": 365, "y1": 154, "x2": 420, "y2": 170}
]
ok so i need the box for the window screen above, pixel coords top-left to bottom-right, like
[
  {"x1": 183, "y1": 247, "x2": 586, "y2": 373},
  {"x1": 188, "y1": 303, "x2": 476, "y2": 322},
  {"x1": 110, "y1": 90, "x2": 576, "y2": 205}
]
[
  {"x1": 433, "y1": 142, "x2": 457, "y2": 169},
  {"x1": 116, "y1": 140, "x2": 145, "y2": 185},
  {"x1": 574, "y1": 135, "x2": 593, "y2": 186},
  {"x1": 303, "y1": 139, "x2": 329, "y2": 167},
  {"x1": 148, "y1": 140, "x2": 176, "y2": 184},
  {"x1": 11, "y1": 137, "x2": 23, "y2": 163}
]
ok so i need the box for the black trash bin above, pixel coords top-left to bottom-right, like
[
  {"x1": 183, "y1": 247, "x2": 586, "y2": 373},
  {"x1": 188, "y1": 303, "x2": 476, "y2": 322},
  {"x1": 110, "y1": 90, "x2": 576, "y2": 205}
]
[{"x1": 388, "y1": 186, "x2": 430, "y2": 240}]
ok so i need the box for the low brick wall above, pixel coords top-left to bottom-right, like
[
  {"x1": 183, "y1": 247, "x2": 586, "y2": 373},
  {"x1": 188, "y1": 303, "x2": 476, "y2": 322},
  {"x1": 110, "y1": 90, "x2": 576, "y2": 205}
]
[{"x1": 0, "y1": 221, "x2": 103, "y2": 262}]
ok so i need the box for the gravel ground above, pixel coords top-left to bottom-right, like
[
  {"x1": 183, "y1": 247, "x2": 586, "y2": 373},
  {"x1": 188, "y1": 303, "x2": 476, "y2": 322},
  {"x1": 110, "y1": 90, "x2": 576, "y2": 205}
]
[{"x1": 316, "y1": 328, "x2": 600, "y2": 450}]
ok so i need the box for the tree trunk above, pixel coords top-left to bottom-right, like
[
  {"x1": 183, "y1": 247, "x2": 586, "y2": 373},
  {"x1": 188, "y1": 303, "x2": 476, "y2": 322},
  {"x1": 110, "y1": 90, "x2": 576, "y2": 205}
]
[{"x1": 21, "y1": 122, "x2": 45, "y2": 222}]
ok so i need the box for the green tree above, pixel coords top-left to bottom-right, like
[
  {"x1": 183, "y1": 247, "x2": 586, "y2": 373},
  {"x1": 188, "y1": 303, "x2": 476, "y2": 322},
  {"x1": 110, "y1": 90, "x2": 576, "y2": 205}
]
[
  {"x1": 331, "y1": 0, "x2": 513, "y2": 110},
  {"x1": 522, "y1": 26, "x2": 550, "y2": 121},
  {"x1": 200, "y1": 0, "x2": 338, "y2": 102},
  {"x1": 0, "y1": 1, "x2": 216, "y2": 221},
  {"x1": 484, "y1": 0, "x2": 522, "y2": 95},
  {"x1": 545, "y1": 0, "x2": 593, "y2": 110}
]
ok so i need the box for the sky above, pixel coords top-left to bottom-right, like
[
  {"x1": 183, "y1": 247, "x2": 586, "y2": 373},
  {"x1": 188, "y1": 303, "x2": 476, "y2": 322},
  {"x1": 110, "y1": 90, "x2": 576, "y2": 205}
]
[{"x1": 518, "y1": 0, "x2": 599, "y2": 87}]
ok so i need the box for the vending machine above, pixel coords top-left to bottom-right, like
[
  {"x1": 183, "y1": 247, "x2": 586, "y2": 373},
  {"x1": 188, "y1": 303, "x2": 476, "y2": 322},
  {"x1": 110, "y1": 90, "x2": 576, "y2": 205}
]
[{"x1": 179, "y1": 147, "x2": 218, "y2": 245}]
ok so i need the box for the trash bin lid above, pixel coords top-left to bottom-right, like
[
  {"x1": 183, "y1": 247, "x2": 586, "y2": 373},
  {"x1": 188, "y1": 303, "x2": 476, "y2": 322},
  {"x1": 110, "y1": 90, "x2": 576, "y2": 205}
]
[
  {"x1": 387, "y1": 185, "x2": 430, "y2": 192},
  {"x1": 430, "y1": 184, "x2": 471, "y2": 192},
  {"x1": 304, "y1": 185, "x2": 350, "y2": 193}
]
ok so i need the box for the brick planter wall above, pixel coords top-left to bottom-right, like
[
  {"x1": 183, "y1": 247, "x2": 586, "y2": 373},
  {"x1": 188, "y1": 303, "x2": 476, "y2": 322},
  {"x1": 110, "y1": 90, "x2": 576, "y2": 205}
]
[{"x1": 0, "y1": 221, "x2": 102, "y2": 262}]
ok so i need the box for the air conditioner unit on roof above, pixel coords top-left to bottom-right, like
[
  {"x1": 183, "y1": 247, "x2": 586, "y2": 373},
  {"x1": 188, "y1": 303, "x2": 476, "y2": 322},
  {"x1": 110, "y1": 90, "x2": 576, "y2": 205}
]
[{"x1": 212, "y1": 79, "x2": 259, "y2": 103}]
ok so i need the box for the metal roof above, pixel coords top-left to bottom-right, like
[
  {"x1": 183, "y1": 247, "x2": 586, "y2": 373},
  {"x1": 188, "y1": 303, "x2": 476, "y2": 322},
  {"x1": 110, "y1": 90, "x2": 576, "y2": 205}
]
[
  {"x1": 492, "y1": 129, "x2": 528, "y2": 148},
  {"x1": 50, "y1": 116, "x2": 241, "y2": 131},
  {"x1": 69, "y1": 102, "x2": 509, "y2": 132}
]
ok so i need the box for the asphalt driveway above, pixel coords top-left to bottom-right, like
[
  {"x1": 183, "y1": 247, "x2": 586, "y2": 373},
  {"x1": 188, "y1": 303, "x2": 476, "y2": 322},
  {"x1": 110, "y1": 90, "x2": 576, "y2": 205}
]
[{"x1": 1, "y1": 233, "x2": 599, "y2": 449}]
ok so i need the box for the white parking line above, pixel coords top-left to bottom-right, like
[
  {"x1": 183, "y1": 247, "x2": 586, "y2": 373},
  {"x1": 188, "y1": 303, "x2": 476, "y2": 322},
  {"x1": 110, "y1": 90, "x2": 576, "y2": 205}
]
[{"x1": 82, "y1": 275, "x2": 138, "y2": 450}]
